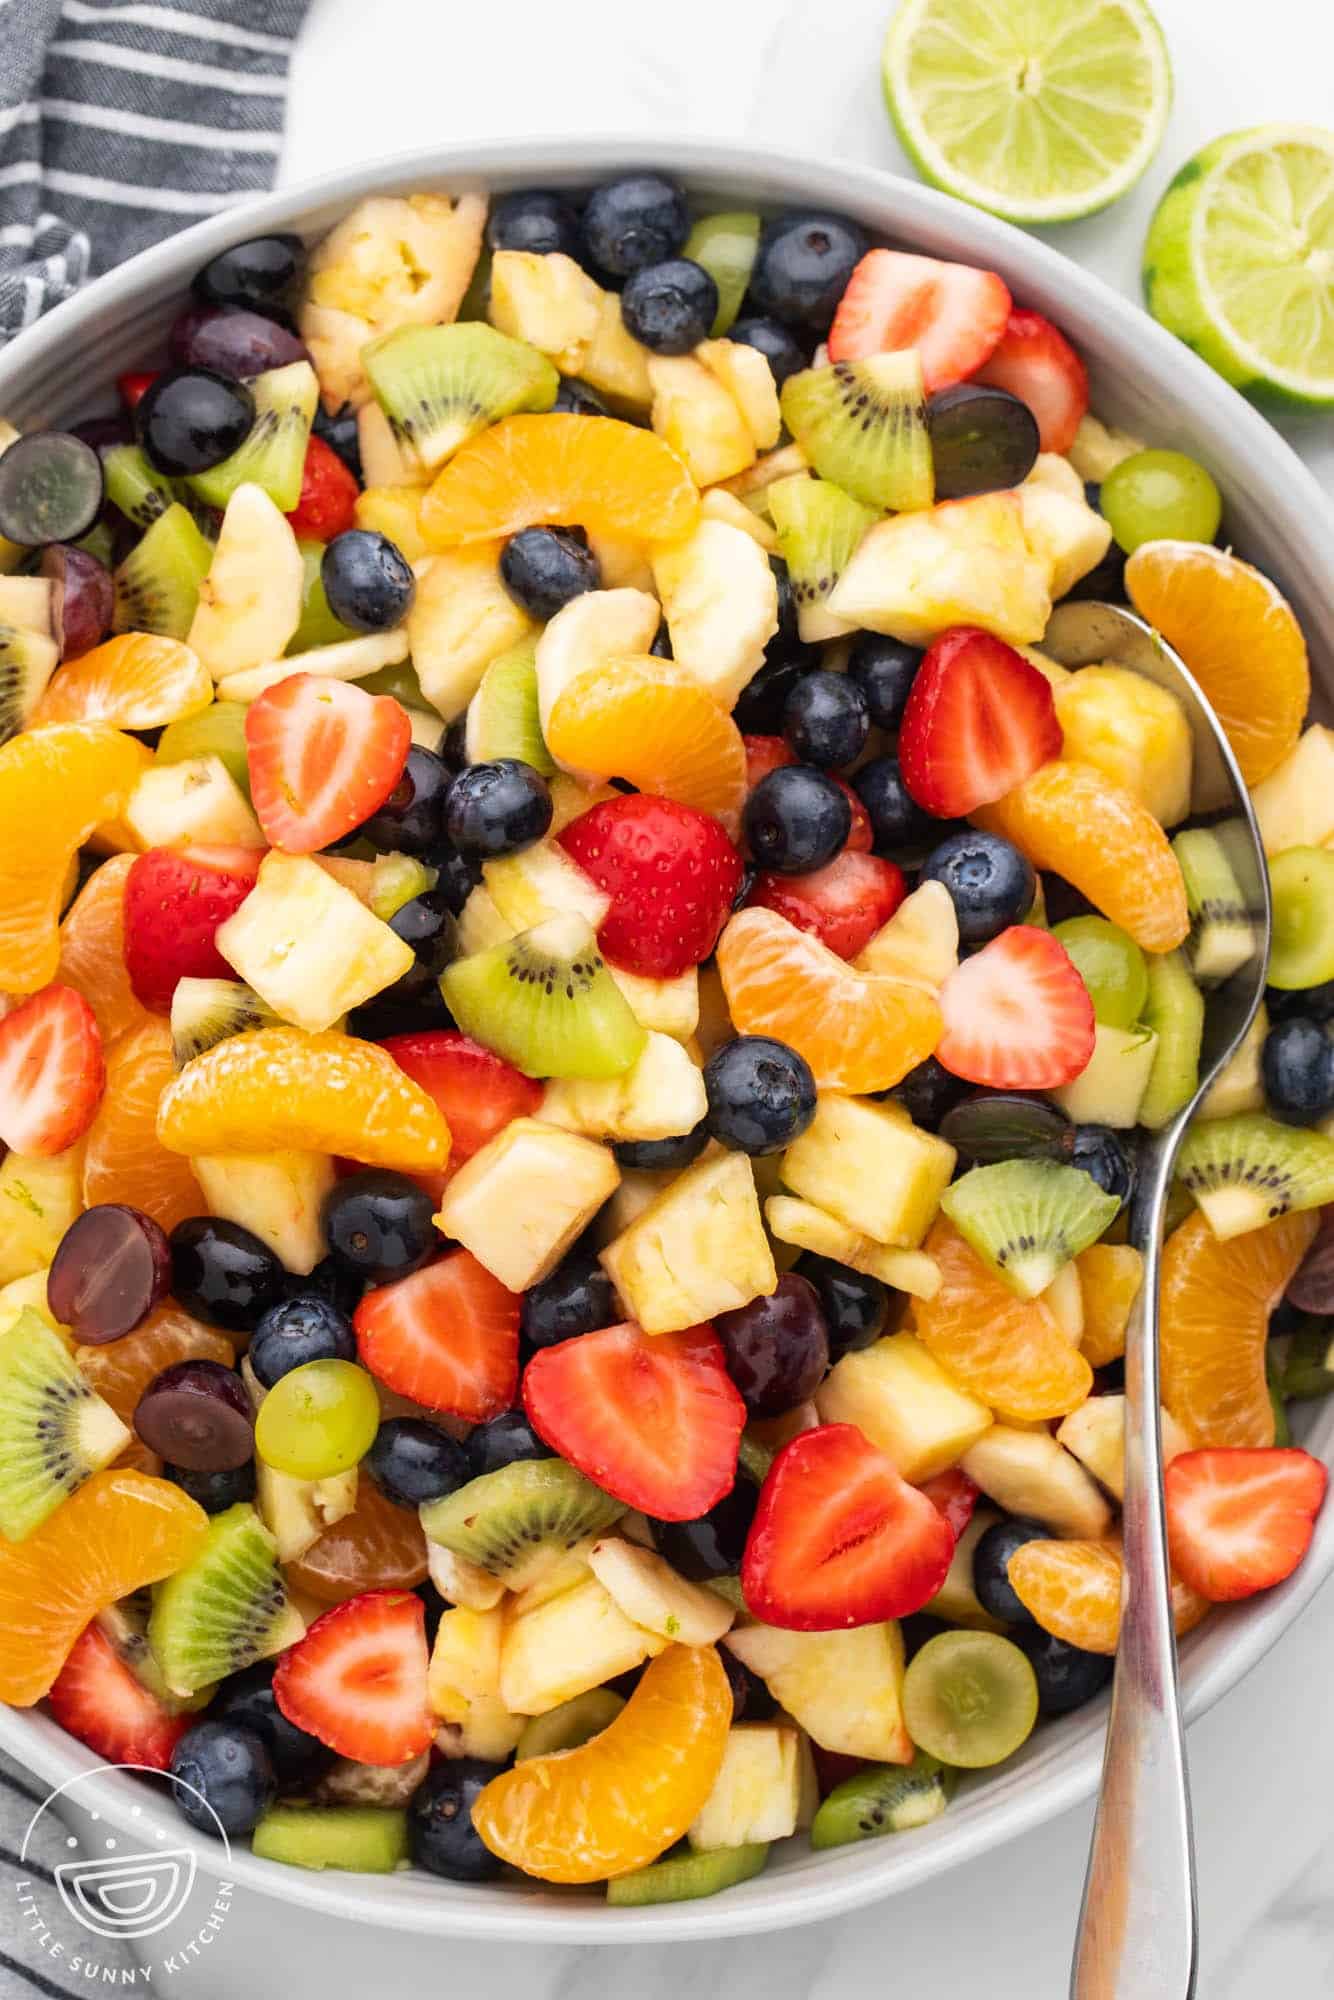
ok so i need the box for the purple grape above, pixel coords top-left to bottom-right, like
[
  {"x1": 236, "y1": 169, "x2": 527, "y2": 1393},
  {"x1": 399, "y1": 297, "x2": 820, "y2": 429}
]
[
  {"x1": 135, "y1": 1359, "x2": 254, "y2": 1471},
  {"x1": 48, "y1": 1204, "x2": 172, "y2": 1345},
  {"x1": 1287, "y1": 1207, "x2": 1334, "y2": 1313},
  {"x1": 40, "y1": 543, "x2": 114, "y2": 659},
  {"x1": 713, "y1": 1273, "x2": 830, "y2": 1418},
  {"x1": 168, "y1": 305, "x2": 309, "y2": 379}
]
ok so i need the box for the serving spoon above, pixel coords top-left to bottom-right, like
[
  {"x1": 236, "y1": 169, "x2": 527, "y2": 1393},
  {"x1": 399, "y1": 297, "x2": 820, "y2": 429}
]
[{"x1": 1040, "y1": 600, "x2": 1272, "y2": 2000}]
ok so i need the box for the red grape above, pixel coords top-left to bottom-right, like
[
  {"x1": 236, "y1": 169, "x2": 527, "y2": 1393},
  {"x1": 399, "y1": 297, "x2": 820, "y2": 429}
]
[
  {"x1": 168, "y1": 305, "x2": 309, "y2": 379},
  {"x1": 134, "y1": 1358, "x2": 254, "y2": 1471},
  {"x1": 713, "y1": 1273, "x2": 830, "y2": 1418},
  {"x1": 48, "y1": 1203, "x2": 172, "y2": 1344},
  {"x1": 40, "y1": 543, "x2": 114, "y2": 659}
]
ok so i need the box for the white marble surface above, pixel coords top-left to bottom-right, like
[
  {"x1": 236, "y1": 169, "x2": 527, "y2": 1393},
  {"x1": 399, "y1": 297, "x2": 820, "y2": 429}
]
[{"x1": 180, "y1": 1, "x2": 1334, "y2": 1992}]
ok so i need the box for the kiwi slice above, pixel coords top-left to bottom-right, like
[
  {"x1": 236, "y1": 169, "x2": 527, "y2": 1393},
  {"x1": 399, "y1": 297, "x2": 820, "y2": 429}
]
[
  {"x1": 1173, "y1": 828, "x2": 1255, "y2": 985},
  {"x1": 148, "y1": 1500, "x2": 304, "y2": 1696},
  {"x1": 779, "y1": 353, "x2": 933, "y2": 513},
  {"x1": 0, "y1": 620, "x2": 58, "y2": 745},
  {"x1": 606, "y1": 1841, "x2": 769, "y2": 1907},
  {"x1": 157, "y1": 699, "x2": 251, "y2": 798},
  {"x1": 1267, "y1": 847, "x2": 1334, "y2": 991},
  {"x1": 767, "y1": 474, "x2": 876, "y2": 643},
  {"x1": 441, "y1": 912, "x2": 647, "y2": 1080},
  {"x1": 810, "y1": 1752, "x2": 956, "y2": 1850},
  {"x1": 515, "y1": 1687, "x2": 624, "y2": 1760},
  {"x1": 419, "y1": 1457, "x2": 624, "y2": 1590},
  {"x1": 291, "y1": 538, "x2": 357, "y2": 653},
  {"x1": 463, "y1": 638, "x2": 554, "y2": 773},
  {"x1": 683, "y1": 212, "x2": 761, "y2": 336},
  {"x1": 1175, "y1": 1112, "x2": 1334, "y2": 1241},
  {"x1": 189, "y1": 361, "x2": 319, "y2": 513},
  {"x1": 251, "y1": 1805, "x2": 410, "y2": 1874},
  {"x1": 102, "y1": 444, "x2": 210, "y2": 533},
  {"x1": 112, "y1": 501, "x2": 214, "y2": 639},
  {"x1": 362, "y1": 322, "x2": 559, "y2": 470},
  {"x1": 1138, "y1": 949, "x2": 1204, "y2": 1130},
  {"x1": 170, "y1": 976, "x2": 278, "y2": 1068},
  {"x1": 0, "y1": 1309, "x2": 129, "y2": 1541},
  {"x1": 96, "y1": 1592, "x2": 213, "y2": 1715},
  {"x1": 939, "y1": 1158, "x2": 1120, "y2": 1299}
]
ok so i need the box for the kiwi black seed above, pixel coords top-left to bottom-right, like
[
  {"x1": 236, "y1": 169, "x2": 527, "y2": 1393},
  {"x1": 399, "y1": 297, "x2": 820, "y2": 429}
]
[
  {"x1": 0, "y1": 1310, "x2": 130, "y2": 1541},
  {"x1": 102, "y1": 443, "x2": 212, "y2": 534},
  {"x1": 112, "y1": 501, "x2": 215, "y2": 639},
  {"x1": 939, "y1": 1157, "x2": 1121, "y2": 1299},
  {"x1": 148, "y1": 1501, "x2": 305, "y2": 1696},
  {"x1": 767, "y1": 474, "x2": 876, "y2": 642},
  {"x1": 419, "y1": 1458, "x2": 624, "y2": 1589},
  {"x1": 188, "y1": 360, "x2": 318, "y2": 514},
  {"x1": 1175, "y1": 1111, "x2": 1334, "y2": 1240},
  {"x1": 170, "y1": 977, "x2": 278, "y2": 1069},
  {"x1": 361, "y1": 322, "x2": 559, "y2": 470},
  {"x1": 442, "y1": 911, "x2": 646, "y2": 1079},
  {"x1": 810, "y1": 1751, "x2": 956, "y2": 1849},
  {"x1": 0, "y1": 621, "x2": 58, "y2": 744},
  {"x1": 97, "y1": 1591, "x2": 212, "y2": 1713},
  {"x1": 779, "y1": 353, "x2": 933, "y2": 512},
  {"x1": 1172, "y1": 826, "x2": 1257, "y2": 986}
]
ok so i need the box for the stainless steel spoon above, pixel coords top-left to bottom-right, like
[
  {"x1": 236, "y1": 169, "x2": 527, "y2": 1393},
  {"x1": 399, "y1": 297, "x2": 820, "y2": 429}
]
[{"x1": 1040, "y1": 600, "x2": 1272, "y2": 2000}]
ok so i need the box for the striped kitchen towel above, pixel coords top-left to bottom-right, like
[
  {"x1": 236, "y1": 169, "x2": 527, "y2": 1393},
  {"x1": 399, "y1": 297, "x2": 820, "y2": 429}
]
[{"x1": 0, "y1": 0, "x2": 312, "y2": 341}]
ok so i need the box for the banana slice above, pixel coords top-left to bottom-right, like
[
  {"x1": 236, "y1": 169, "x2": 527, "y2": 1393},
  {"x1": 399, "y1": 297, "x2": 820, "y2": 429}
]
[
  {"x1": 587, "y1": 1536, "x2": 735, "y2": 1646},
  {"x1": 187, "y1": 484, "x2": 303, "y2": 681}
]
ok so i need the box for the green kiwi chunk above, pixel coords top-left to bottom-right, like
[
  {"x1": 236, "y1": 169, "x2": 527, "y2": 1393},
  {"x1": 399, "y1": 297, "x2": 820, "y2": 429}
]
[
  {"x1": 157, "y1": 699, "x2": 251, "y2": 798},
  {"x1": 939, "y1": 1158, "x2": 1120, "y2": 1300},
  {"x1": 0, "y1": 1310, "x2": 130, "y2": 1541},
  {"x1": 683, "y1": 213, "x2": 761, "y2": 336},
  {"x1": 96, "y1": 1592, "x2": 213, "y2": 1714},
  {"x1": 1138, "y1": 949, "x2": 1204, "y2": 1130},
  {"x1": 102, "y1": 444, "x2": 210, "y2": 533},
  {"x1": 607, "y1": 1842, "x2": 769, "y2": 1906},
  {"x1": 419, "y1": 1457, "x2": 624, "y2": 1589},
  {"x1": 1173, "y1": 827, "x2": 1256, "y2": 985},
  {"x1": 810, "y1": 1752, "x2": 956, "y2": 1849},
  {"x1": 0, "y1": 621, "x2": 58, "y2": 745},
  {"x1": 362, "y1": 322, "x2": 559, "y2": 470},
  {"x1": 463, "y1": 638, "x2": 553, "y2": 773},
  {"x1": 515, "y1": 1688, "x2": 624, "y2": 1760},
  {"x1": 767, "y1": 474, "x2": 876, "y2": 643},
  {"x1": 170, "y1": 976, "x2": 279, "y2": 1069},
  {"x1": 441, "y1": 912, "x2": 647, "y2": 1079},
  {"x1": 1175, "y1": 1113, "x2": 1334, "y2": 1241},
  {"x1": 188, "y1": 361, "x2": 318, "y2": 513},
  {"x1": 112, "y1": 502, "x2": 214, "y2": 639},
  {"x1": 291, "y1": 538, "x2": 356, "y2": 653},
  {"x1": 780, "y1": 353, "x2": 933, "y2": 512},
  {"x1": 251, "y1": 1805, "x2": 410, "y2": 1873},
  {"x1": 148, "y1": 1501, "x2": 303, "y2": 1696}
]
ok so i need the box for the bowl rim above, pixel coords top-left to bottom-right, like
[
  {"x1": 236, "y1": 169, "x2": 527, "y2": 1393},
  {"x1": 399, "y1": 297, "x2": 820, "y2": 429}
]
[{"x1": 2, "y1": 132, "x2": 1333, "y2": 1945}]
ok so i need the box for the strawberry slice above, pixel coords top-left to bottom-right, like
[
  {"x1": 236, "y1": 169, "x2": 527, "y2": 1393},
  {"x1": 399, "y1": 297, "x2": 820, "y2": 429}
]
[
  {"x1": 743, "y1": 741, "x2": 871, "y2": 850},
  {"x1": 523, "y1": 1321, "x2": 746, "y2": 1521},
  {"x1": 898, "y1": 626, "x2": 1062, "y2": 819},
  {"x1": 0, "y1": 983, "x2": 105, "y2": 1155},
  {"x1": 749, "y1": 851, "x2": 905, "y2": 961},
  {"x1": 47, "y1": 1622, "x2": 189, "y2": 1769},
  {"x1": 1165, "y1": 1447, "x2": 1327, "y2": 1602},
  {"x1": 742, "y1": 1423, "x2": 954, "y2": 1630},
  {"x1": 973, "y1": 309, "x2": 1089, "y2": 455},
  {"x1": 827, "y1": 249, "x2": 1012, "y2": 392},
  {"x1": 285, "y1": 434, "x2": 361, "y2": 542},
  {"x1": 378, "y1": 1030, "x2": 543, "y2": 1199},
  {"x1": 937, "y1": 924, "x2": 1095, "y2": 1089},
  {"x1": 355, "y1": 1248, "x2": 520, "y2": 1422},
  {"x1": 123, "y1": 844, "x2": 263, "y2": 1013},
  {"x1": 915, "y1": 1466, "x2": 981, "y2": 1541},
  {"x1": 558, "y1": 793, "x2": 743, "y2": 979},
  {"x1": 117, "y1": 370, "x2": 158, "y2": 411},
  {"x1": 245, "y1": 673, "x2": 412, "y2": 854},
  {"x1": 272, "y1": 1590, "x2": 433, "y2": 1765}
]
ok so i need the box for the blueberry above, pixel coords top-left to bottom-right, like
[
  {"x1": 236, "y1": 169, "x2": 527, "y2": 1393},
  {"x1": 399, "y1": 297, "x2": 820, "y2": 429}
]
[
  {"x1": 743, "y1": 765, "x2": 850, "y2": 874},
  {"x1": 1263, "y1": 1018, "x2": 1334, "y2": 1125},
  {"x1": 347, "y1": 988, "x2": 455, "y2": 1042},
  {"x1": 612, "y1": 1119, "x2": 711, "y2": 1172},
  {"x1": 781, "y1": 670, "x2": 869, "y2": 769},
  {"x1": 321, "y1": 529, "x2": 415, "y2": 633},
  {"x1": 170, "y1": 1721, "x2": 275, "y2": 1836},
  {"x1": 487, "y1": 189, "x2": 582, "y2": 259},
  {"x1": 136, "y1": 367, "x2": 255, "y2": 477},
  {"x1": 1070, "y1": 1124, "x2": 1135, "y2": 1210},
  {"x1": 921, "y1": 830, "x2": 1036, "y2": 946},
  {"x1": 445, "y1": 758, "x2": 553, "y2": 857},
  {"x1": 552, "y1": 378, "x2": 609, "y2": 416},
  {"x1": 582, "y1": 173, "x2": 689, "y2": 280},
  {"x1": 410, "y1": 1759, "x2": 505, "y2": 1881},
  {"x1": 170, "y1": 1217, "x2": 285, "y2": 1334},
  {"x1": 620, "y1": 258, "x2": 719, "y2": 355},
  {"x1": 1061, "y1": 541, "x2": 1129, "y2": 605},
  {"x1": 466, "y1": 1407, "x2": 554, "y2": 1478},
  {"x1": 211, "y1": 1662, "x2": 336, "y2": 1788},
  {"x1": 292, "y1": 1253, "x2": 365, "y2": 1319},
  {"x1": 358, "y1": 744, "x2": 451, "y2": 855},
  {"x1": 972, "y1": 1516, "x2": 1051, "y2": 1624},
  {"x1": 193, "y1": 233, "x2": 304, "y2": 313},
  {"x1": 380, "y1": 889, "x2": 459, "y2": 1008},
  {"x1": 847, "y1": 635, "x2": 923, "y2": 730},
  {"x1": 749, "y1": 212, "x2": 866, "y2": 330},
  {"x1": 521, "y1": 1245, "x2": 619, "y2": 1349},
  {"x1": 249, "y1": 1293, "x2": 356, "y2": 1389},
  {"x1": 499, "y1": 525, "x2": 600, "y2": 619},
  {"x1": 733, "y1": 654, "x2": 810, "y2": 735},
  {"x1": 795, "y1": 1253, "x2": 896, "y2": 1359},
  {"x1": 368, "y1": 1417, "x2": 471, "y2": 1507},
  {"x1": 312, "y1": 401, "x2": 362, "y2": 479},
  {"x1": 322, "y1": 1169, "x2": 440, "y2": 1284},
  {"x1": 1016, "y1": 1627, "x2": 1114, "y2": 1716},
  {"x1": 428, "y1": 840, "x2": 482, "y2": 916},
  {"x1": 729, "y1": 316, "x2": 808, "y2": 388},
  {"x1": 439, "y1": 714, "x2": 469, "y2": 771},
  {"x1": 852, "y1": 756, "x2": 935, "y2": 855},
  {"x1": 704, "y1": 1035, "x2": 817, "y2": 1155},
  {"x1": 650, "y1": 1479, "x2": 758, "y2": 1580},
  {"x1": 164, "y1": 1460, "x2": 257, "y2": 1513},
  {"x1": 886, "y1": 1056, "x2": 970, "y2": 1130}
]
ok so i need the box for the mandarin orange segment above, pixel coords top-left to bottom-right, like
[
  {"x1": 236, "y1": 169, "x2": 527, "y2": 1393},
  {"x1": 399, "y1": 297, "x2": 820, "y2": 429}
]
[
  {"x1": 545, "y1": 654, "x2": 747, "y2": 834},
  {"x1": 1076, "y1": 1242, "x2": 1144, "y2": 1369},
  {"x1": 1006, "y1": 1537, "x2": 1211, "y2": 1656},
  {"x1": 1159, "y1": 1207, "x2": 1316, "y2": 1447},
  {"x1": 419, "y1": 413, "x2": 699, "y2": 548},
  {"x1": 1125, "y1": 540, "x2": 1310, "y2": 785},
  {"x1": 82, "y1": 1018, "x2": 205, "y2": 1234},
  {"x1": 0, "y1": 1469, "x2": 208, "y2": 1704},
  {"x1": 716, "y1": 906, "x2": 942, "y2": 1093},
  {"x1": 472, "y1": 1643, "x2": 731, "y2": 1882},
  {"x1": 156, "y1": 1026, "x2": 451, "y2": 1172},
  {"x1": 914, "y1": 1217, "x2": 1093, "y2": 1420},
  {"x1": 0, "y1": 724, "x2": 145, "y2": 993},
  {"x1": 57, "y1": 853, "x2": 150, "y2": 1045},
  {"x1": 285, "y1": 1470, "x2": 428, "y2": 1604},
  {"x1": 30, "y1": 634, "x2": 213, "y2": 730},
  {"x1": 974, "y1": 760, "x2": 1190, "y2": 953},
  {"x1": 76, "y1": 1306, "x2": 234, "y2": 1427}
]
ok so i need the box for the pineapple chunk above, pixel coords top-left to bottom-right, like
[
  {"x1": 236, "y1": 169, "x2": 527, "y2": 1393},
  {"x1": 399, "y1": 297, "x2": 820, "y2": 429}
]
[
  {"x1": 782, "y1": 1095, "x2": 955, "y2": 1248},
  {"x1": 600, "y1": 1151, "x2": 776, "y2": 1333},
  {"x1": 697, "y1": 341, "x2": 782, "y2": 451},
  {"x1": 725, "y1": 1622, "x2": 912, "y2": 1763},
  {"x1": 426, "y1": 1542, "x2": 506, "y2": 1613},
  {"x1": 541, "y1": 1031, "x2": 707, "y2": 1143},
  {"x1": 407, "y1": 544, "x2": 536, "y2": 720},
  {"x1": 587, "y1": 1537, "x2": 734, "y2": 1645},
  {"x1": 256, "y1": 1462, "x2": 357, "y2": 1563},
  {"x1": 429, "y1": 1604, "x2": 526, "y2": 1761},
  {"x1": 355, "y1": 485, "x2": 430, "y2": 562},
  {"x1": 124, "y1": 756, "x2": 265, "y2": 852},
  {"x1": 0, "y1": 1268, "x2": 67, "y2": 1341},
  {"x1": 1056, "y1": 1394, "x2": 1192, "y2": 1502},
  {"x1": 187, "y1": 484, "x2": 303, "y2": 680},
  {"x1": 815, "y1": 1333, "x2": 992, "y2": 1482},
  {"x1": 546, "y1": 773, "x2": 623, "y2": 835},
  {"x1": 1198, "y1": 1003, "x2": 1266, "y2": 1119},
  {"x1": 827, "y1": 492, "x2": 1051, "y2": 648},
  {"x1": 216, "y1": 851, "x2": 414, "y2": 1034},
  {"x1": 700, "y1": 486, "x2": 779, "y2": 552},
  {"x1": 1249, "y1": 726, "x2": 1334, "y2": 855},
  {"x1": 607, "y1": 964, "x2": 699, "y2": 1040},
  {"x1": 648, "y1": 355, "x2": 755, "y2": 487},
  {"x1": 437, "y1": 1119, "x2": 619, "y2": 1291},
  {"x1": 488, "y1": 250, "x2": 601, "y2": 374},
  {"x1": 1053, "y1": 664, "x2": 1193, "y2": 827},
  {"x1": 506, "y1": 1542, "x2": 598, "y2": 1618},
  {"x1": 585, "y1": 527, "x2": 655, "y2": 591},
  {"x1": 356, "y1": 403, "x2": 429, "y2": 489},
  {"x1": 651, "y1": 519, "x2": 779, "y2": 710},
  {"x1": 923, "y1": 1508, "x2": 1009, "y2": 1631},
  {"x1": 456, "y1": 882, "x2": 516, "y2": 955},
  {"x1": 1017, "y1": 464, "x2": 1113, "y2": 599},
  {"x1": 0, "y1": 1147, "x2": 83, "y2": 1286},
  {"x1": 534, "y1": 587, "x2": 660, "y2": 739},
  {"x1": 215, "y1": 629, "x2": 409, "y2": 705},
  {"x1": 498, "y1": 1575, "x2": 665, "y2": 1716},
  {"x1": 576, "y1": 290, "x2": 653, "y2": 413},
  {"x1": 191, "y1": 1150, "x2": 334, "y2": 1276},
  {"x1": 1052, "y1": 1023, "x2": 1159, "y2": 1129},
  {"x1": 483, "y1": 843, "x2": 609, "y2": 933},
  {"x1": 1067, "y1": 413, "x2": 1145, "y2": 482},
  {"x1": 961, "y1": 1425, "x2": 1113, "y2": 1539},
  {"x1": 1041, "y1": 1259, "x2": 1085, "y2": 1344},
  {"x1": 855, "y1": 880, "x2": 958, "y2": 988},
  {"x1": 765, "y1": 1196, "x2": 942, "y2": 1299},
  {"x1": 688, "y1": 1724, "x2": 802, "y2": 1850},
  {"x1": 591, "y1": 1166, "x2": 678, "y2": 1246}
]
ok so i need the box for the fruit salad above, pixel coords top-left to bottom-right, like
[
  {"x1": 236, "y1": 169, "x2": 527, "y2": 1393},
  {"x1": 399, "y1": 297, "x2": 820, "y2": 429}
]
[{"x1": 0, "y1": 174, "x2": 1329, "y2": 1904}]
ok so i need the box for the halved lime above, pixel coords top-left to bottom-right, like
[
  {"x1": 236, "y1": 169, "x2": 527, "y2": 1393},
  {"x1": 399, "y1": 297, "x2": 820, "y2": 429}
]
[
  {"x1": 1143, "y1": 124, "x2": 1334, "y2": 407},
  {"x1": 883, "y1": 0, "x2": 1172, "y2": 225},
  {"x1": 901, "y1": 1629, "x2": 1039, "y2": 1769}
]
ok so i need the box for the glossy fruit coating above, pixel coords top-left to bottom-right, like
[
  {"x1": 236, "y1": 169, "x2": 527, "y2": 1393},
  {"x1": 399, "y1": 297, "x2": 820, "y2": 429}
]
[
  {"x1": 323, "y1": 1170, "x2": 439, "y2": 1284},
  {"x1": 795, "y1": 1253, "x2": 894, "y2": 1358},
  {"x1": 465, "y1": 1406, "x2": 553, "y2": 1478},
  {"x1": 83, "y1": 1018, "x2": 205, "y2": 1233},
  {"x1": 169, "y1": 1216, "x2": 286, "y2": 1334},
  {"x1": 355, "y1": 1251, "x2": 520, "y2": 1424},
  {"x1": 137, "y1": 368, "x2": 254, "y2": 476},
  {"x1": 921, "y1": 831, "x2": 1035, "y2": 947},
  {"x1": 245, "y1": 673, "x2": 412, "y2": 855},
  {"x1": 57, "y1": 854, "x2": 148, "y2": 1046},
  {"x1": 714, "y1": 1273, "x2": 830, "y2": 1417},
  {"x1": 254, "y1": 1358, "x2": 381, "y2": 1479},
  {"x1": 321, "y1": 530, "x2": 416, "y2": 633},
  {"x1": 546, "y1": 654, "x2": 745, "y2": 834},
  {"x1": 704, "y1": 1034, "x2": 818, "y2": 1155},
  {"x1": 1100, "y1": 449, "x2": 1222, "y2": 553},
  {"x1": 74, "y1": 1305, "x2": 234, "y2": 1431},
  {"x1": 193, "y1": 232, "x2": 303, "y2": 310},
  {"x1": 41, "y1": 542, "x2": 114, "y2": 659},
  {"x1": 901, "y1": 1630, "x2": 1039, "y2": 1768},
  {"x1": 445, "y1": 758, "x2": 553, "y2": 857},
  {"x1": 134, "y1": 1358, "x2": 253, "y2": 1471},
  {"x1": 499, "y1": 525, "x2": 600, "y2": 619},
  {"x1": 411, "y1": 1758, "x2": 505, "y2": 1881},
  {"x1": 520, "y1": 1244, "x2": 620, "y2": 1349},
  {"x1": 781, "y1": 671, "x2": 870, "y2": 771},
  {"x1": 914, "y1": 1218, "x2": 1092, "y2": 1420},
  {"x1": 851, "y1": 756, "x2": 935, "y2": 856},
  {"x1": 367, "y1": 1417, "x2": 470, "y2": 1508},
  {"x1": 650, "y1": 1476, "x2": 759, "y2": 1581},
  {"x1": 847, "y1": 634, "x2": 922, "y2": 730},
  {"x1": 743, "y1": 766, "x2": 851, "y2": 875},
  {"x1": 613, "y1": 1122, "x2": 711, "y2": 1173},
  {"x1": 1006, "y1": 1536, "x2": 1210, "y2": 1654},
  {"x1": 558, "y1": 792, "x2": 744, "y2": 980},
  {"x1": 971, "y1": 1515, "x2": 1051, "y2": 1623},
  {"x1": 32, "y1": 633, "x2": 212, "y2": 730},
  {"x1": 286, "y1": 1469, "x2": 429, "y2": 1604},
  {"x1": 925, "y1": 382, "x2": 1040, "y2": 499},
  {"x1": 48, "y1": 1203, "x2": 171, "y2": 1344},
  {"x1": 358, "y1": 745, "x2": 451, "y2": 856},
  {"x1": 750, "y1": 212, "x2": 867, "y2": 329}
]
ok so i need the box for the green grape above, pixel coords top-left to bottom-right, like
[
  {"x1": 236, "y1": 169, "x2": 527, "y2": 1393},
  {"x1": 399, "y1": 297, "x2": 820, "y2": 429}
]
[
  {"x1": 156, "y1": 699, "x2": 251, "y2": 799},
  {"x1": 291, "y1": 540, "x2": 356, "y2": 653},
  {"x1": 901, "y1": 1631, "x2": 1039, "y2": 1770},
  {"x1": 254, "y1": 1358, "x2": 380, "y2": 1479},
  {"x1": 1053, "y1": 914, "x2": 1149, "y2": 1029},
  {"x1": 682, "y1": 212, "x2": 761, "y2": 336},
  {"x1": 1268, "y1": 847, "x2": 1334, "y2": 989},
  {"x1": 1100, "y1": 448, "x2": 1222, "y2": 554}
]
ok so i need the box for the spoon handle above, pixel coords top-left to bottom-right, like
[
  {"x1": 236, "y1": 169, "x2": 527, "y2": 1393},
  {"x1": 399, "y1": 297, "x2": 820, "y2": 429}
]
[{"x1": 1070, "y1": 1130, "x2": 1199, "y2": 2000}]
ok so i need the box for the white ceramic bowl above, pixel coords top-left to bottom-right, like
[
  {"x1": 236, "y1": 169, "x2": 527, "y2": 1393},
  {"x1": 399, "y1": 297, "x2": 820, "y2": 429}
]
[{"x1": 1, "y1": 137, "x2": 1332, "y2": 1944}]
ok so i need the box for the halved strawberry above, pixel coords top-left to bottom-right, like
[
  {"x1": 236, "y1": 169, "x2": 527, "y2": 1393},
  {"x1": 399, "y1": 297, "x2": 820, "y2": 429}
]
[
  {"x1": 0, "y1": 983, "x2": 104, "y2": 1156},
  {"x1": 117, "y1": 370, "x2": 158, "y2": 412},
  {"x1": 285, "y1": 434, "x2": 361, "y2": 543},
  {"x1": 272, "y1": 1590, "x2": 433, "y2": 1765},
  {"x1": 379, "y1": 1030, "x2": 543, "y2": 1199},
  {"x1": 973, "y1": 309, "x2": 1089, "y2": 455},
  {"x1": 827, "y1": 250, "x2": 1012, "y2": 392},
  {"x1": 47, "y1": 1622, "x2": 189, "y2": 1769},
  {"x1": 245, "y1": 673, "x2": 412, "y2": 854},
  {"x1": 355, "y1": 1248, "x2": 520, "y2": 1422},
  {"x1": 915, "y1": 1465, "x2": 981, "y2": 1541},
  {"x1": 742, "y1": 1423, "x2": 954, "y2": 1630},
  {"x1": 898, "y1": 626, "x2": 1062, "y2": 819},
  {"x1": 749, "y1": 851, "x2": 905, "y2": 961},
  {"x1": 123, "y1": 844, "x2": 263, "y2": 1013},
  {"x1": 1165, "y1": 1447, "x2": 1327, "y2": 1603},
  {"x1": 558, "y1": 793, "x2": 743, "y2": 979},
  {"x1": 936, "y1": 924, "x2": 1095, "y2": 1089},
  {"x1": 523, "y1": 1321, "x2": 746, "y2": 1521}
]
